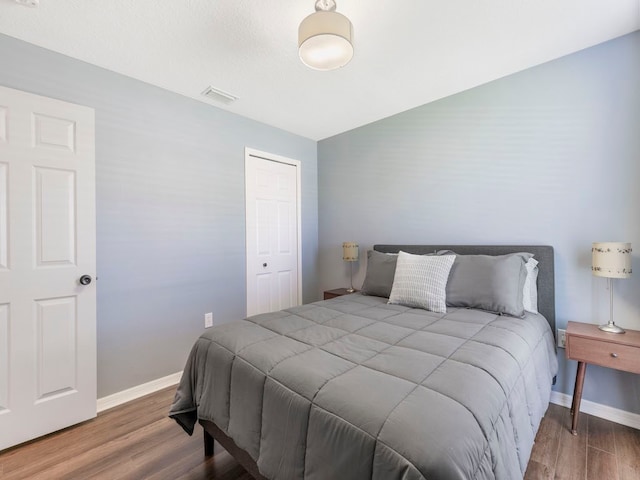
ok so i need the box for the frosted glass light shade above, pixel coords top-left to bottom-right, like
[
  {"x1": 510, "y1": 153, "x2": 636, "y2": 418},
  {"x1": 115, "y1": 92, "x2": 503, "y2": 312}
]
[
  {"x1": 299, "y1": 11, "x2": 353, "y2": 71},
  {"x1": 592, "y1": 242, "x2": 632, "y2": 279},
  {"x1": 342, "y1": 242, "x2": 359, "y2": 262}
]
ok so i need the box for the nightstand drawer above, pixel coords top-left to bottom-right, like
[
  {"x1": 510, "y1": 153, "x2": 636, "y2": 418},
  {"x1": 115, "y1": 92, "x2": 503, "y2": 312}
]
[{"x1": 568, "y1": 336, "x2": 640, "y2": 374}]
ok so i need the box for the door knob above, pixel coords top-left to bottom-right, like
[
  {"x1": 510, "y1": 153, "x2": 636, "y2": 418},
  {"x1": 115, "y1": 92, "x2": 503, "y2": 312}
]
[
  {"x1": 79, "y1": 275, "x2": 92, "y2": 286},
  {"x1": 263, "y1": 263, "x2": 268, "y2": 268}
]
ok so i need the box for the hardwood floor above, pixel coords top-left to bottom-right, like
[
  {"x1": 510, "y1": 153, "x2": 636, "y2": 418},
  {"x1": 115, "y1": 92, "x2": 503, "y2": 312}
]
[
  {"x1": 1, "y1": 387, "x2": 639, "y2": 479},
  {"x1": 0, "y1": 387, "x2": 252, "y2": 480},
  {"x1": 525, "y1": 403, "x2": 640, "y2": 480}
]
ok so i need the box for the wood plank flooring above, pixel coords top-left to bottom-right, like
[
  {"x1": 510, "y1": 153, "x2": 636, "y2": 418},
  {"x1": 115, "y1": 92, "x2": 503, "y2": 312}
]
[
  {"x1": 525, "y1": 403, "x2": 640, "y2": 480},
  {"x1": 1, "y1": 387, "x2": 639, "y2": 479}
]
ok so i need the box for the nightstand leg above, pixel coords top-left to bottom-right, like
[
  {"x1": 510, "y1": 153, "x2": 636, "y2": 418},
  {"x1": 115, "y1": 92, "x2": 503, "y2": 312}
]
[{"x1": 570, "y1": 361, "x2": 587, "y2": 435}]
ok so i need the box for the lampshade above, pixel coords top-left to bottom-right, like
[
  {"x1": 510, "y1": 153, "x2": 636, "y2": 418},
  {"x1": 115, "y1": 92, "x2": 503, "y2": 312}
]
[
  {"x1": 298, "y1": 3, "x2": 353, "y2": 71},
  {"x1": 592, "y1": 242, "x2": 632, "y2": 279},
  {"x1": 342, "y1": 242, "x2": 358, "y2": 262}
]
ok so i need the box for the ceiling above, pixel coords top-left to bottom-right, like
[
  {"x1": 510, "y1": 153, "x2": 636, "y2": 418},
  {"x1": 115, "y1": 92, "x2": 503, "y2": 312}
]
[{"x1": 0, "y1": 0, "x2": 638, "y2": 141}]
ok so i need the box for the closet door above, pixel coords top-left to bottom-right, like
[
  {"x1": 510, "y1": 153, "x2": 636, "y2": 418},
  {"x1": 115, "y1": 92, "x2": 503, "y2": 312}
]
[{"x1": 245, "y1": 149, "x2": 301, "y2": 317}]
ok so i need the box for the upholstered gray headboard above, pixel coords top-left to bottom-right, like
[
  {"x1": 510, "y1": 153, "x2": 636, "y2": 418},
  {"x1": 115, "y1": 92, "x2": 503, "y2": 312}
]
[{"x1": 374, "y1": 245, "x2": 555, "y2": 333}]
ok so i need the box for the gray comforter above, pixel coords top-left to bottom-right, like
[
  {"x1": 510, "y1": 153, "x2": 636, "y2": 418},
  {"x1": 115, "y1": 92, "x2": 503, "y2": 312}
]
[{"x1": 170, "y1": 293, "x2": 558, "y2": 480}]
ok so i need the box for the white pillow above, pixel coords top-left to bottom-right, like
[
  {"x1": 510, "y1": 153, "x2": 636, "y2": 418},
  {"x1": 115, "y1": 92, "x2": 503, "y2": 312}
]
[
  {"x1": 388, "y1": 251, "x2": 456, "y2": 313},
  {"x1": 523, "y1": 258, "x2": 539, "y2": 314}
]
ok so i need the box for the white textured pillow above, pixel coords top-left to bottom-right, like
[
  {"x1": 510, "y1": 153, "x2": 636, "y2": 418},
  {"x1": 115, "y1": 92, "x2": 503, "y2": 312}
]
[
  {"x1": 523, "y1": 258, "x2": 539, "y2": 314},
  {"x1": 388, "y1": 251, "x2": 456, "y2": 313}
]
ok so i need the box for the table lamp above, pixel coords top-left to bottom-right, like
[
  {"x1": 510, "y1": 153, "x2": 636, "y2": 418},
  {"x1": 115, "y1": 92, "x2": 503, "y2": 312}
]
[
  {"x1": 342, "y1": 242, "x2": 359, "y2": 293},
  {"x1": 592, "y1": 242, "x2": 632, "y2": 333}
]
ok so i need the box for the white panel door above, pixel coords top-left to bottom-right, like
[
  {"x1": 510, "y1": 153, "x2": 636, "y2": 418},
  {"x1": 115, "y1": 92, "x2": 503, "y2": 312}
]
[
  {"x1": 246, "y1": 149, "x2": 300, "y2": 317},
  {"x1": 0, "y1": 85, "x2": 96, "y2": 451}
]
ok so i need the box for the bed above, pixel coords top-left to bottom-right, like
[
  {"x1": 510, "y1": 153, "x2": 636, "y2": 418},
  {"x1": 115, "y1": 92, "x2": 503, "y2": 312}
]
[{"x1": 170, "y1": 245, "x2": 558, "y2": 480}]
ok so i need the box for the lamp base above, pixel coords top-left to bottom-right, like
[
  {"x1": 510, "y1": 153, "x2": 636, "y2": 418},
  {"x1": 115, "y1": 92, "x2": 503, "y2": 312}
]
[{"x1": 598, "y1": 322, "x2": 625, "y2": 334}]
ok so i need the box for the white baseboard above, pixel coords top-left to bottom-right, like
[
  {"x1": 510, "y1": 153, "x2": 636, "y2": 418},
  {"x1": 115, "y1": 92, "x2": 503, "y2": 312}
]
[
  {"x1": 97, "y1": 371, "x2": 183, "y2": 413},
  {"x1": 550, "y1": 391, "x2": 640, "y2": 430}
]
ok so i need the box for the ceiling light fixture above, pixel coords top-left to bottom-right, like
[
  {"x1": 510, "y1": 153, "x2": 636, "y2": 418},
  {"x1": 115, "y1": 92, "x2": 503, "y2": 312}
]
[{"x1": 298, "y1": 0, "x2": 353, "y2": 71}]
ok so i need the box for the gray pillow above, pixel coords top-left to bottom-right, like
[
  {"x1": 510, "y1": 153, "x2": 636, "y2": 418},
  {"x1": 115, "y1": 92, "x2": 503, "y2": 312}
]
[
  {"x1": 360, "y1": 250, "x2": 398, "y2": 298},
  {"x1": 444, "y1": 252, "x2": 533, "y2": 317}
]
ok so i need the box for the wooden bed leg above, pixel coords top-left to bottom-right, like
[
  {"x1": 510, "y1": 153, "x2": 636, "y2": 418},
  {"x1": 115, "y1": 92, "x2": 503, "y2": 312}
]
[{"x1": 204, "y1": 429, "x2": 214, "y2": 457}]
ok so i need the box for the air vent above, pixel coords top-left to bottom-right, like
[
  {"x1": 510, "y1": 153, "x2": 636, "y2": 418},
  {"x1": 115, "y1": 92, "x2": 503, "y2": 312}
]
[
  {"x1": 201, "y1": 86, "x2": 238, "y2": 105},
  {"x1": 15, "y1": 0, "x2": 39, "y2": 7}
]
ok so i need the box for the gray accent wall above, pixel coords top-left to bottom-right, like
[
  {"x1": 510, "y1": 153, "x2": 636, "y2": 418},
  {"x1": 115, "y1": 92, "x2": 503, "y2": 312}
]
[
  {"x1": 0, "y1": 33, "x2": 318, "y2": 397},
  {"x1": 319, "y1": 32, "x2": 640, "y2": 413}
]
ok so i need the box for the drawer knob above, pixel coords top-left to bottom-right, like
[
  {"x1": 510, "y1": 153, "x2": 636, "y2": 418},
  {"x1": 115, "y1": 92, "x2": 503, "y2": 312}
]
[{"x1": 611, "y1": 353, "x2": 619, "y2": 358}]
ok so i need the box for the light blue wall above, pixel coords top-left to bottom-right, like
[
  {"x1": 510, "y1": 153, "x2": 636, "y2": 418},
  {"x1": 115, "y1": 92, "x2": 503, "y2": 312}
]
[
  {"x1": 318, "y1": 32, "x2": 640, "y2": 413},
  {"x1": 0, "y1": 33, "x2": 318, "y2": 397},
  {"x1": 2, "y1": 28, "x2": 638, "y2": 412}
]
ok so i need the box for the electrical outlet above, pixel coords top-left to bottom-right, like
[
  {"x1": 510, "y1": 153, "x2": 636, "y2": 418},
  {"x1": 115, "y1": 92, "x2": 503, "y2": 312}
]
[
  {"x1": 204, "y1": 312, "x2": 213, "y2": 328},
  {"x1": 557, "y1": 328, "x2": 567, "y2": 349}
]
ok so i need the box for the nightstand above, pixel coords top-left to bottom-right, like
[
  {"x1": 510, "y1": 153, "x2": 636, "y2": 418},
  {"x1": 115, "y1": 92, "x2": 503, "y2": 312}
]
[
  {"x1": 323, "y1": 288, "x2": 357, "y2": 300},
  {"x1": 565, "y1": 321, "x2": 640, "y2": 435}
]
